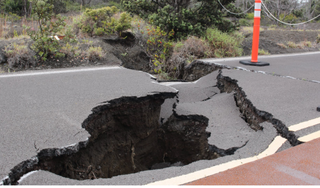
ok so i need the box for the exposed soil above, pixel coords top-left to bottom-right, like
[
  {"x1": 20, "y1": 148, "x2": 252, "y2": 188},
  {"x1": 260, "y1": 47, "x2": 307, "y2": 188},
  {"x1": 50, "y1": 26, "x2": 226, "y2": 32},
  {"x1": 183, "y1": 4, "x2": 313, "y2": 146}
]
[
  {"x1": 242, "y1": 29, "x2": 320, "y2": 56},
  {"x1": 3, "y1": 91, "x2": 247, "y2": 185},
  {"x1": 1, "y1": 22, "x2": 319, "y2": 74}
]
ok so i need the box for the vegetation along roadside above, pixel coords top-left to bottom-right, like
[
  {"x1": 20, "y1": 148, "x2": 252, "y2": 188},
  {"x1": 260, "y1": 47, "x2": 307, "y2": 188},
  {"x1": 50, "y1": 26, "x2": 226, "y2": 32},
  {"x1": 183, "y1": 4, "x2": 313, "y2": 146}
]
[{"x1": 0, "y1": 0, "x2": 320, "y2": 79}]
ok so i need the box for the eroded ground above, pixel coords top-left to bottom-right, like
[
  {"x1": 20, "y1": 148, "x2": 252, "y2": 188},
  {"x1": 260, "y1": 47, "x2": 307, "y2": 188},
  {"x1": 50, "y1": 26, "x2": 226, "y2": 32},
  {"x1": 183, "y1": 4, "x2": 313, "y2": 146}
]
[{"x1": 1, "y1": 64, "x2": 310, "y2": 185}]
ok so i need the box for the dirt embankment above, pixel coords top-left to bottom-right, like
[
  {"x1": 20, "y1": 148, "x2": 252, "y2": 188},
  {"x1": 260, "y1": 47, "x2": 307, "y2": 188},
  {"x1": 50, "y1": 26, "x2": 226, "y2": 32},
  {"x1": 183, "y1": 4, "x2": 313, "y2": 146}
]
[
  {"x1": 242, "y1": 30, "x2": 320, "y2": 55},
  {"x1": 0, "y1": 23, "x2": 319, "y2": 73}
]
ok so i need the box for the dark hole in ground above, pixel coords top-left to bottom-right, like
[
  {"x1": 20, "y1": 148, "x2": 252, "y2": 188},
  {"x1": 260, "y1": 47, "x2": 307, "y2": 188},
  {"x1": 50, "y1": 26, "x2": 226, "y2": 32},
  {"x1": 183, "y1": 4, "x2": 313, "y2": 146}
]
[
  {"x1": 3, "y1": 67, "x2": 302, "y2": 185},
  {"x1": 4, "y1": 92, "x2": 245, "y2": 185}
]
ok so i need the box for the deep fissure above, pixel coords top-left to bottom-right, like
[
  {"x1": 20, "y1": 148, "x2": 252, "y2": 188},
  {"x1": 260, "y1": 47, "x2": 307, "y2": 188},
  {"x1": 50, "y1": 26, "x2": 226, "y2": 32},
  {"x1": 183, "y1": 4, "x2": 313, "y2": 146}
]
[
  {"x1": 3, "y1": 91, "x2": 245, "y2": 185},
  {"x1": 216, "y1": 70, "x2": 303, "y2": 146},
  {"x1": 2, "y1": 68, "x2": 303, "y2": 185}
]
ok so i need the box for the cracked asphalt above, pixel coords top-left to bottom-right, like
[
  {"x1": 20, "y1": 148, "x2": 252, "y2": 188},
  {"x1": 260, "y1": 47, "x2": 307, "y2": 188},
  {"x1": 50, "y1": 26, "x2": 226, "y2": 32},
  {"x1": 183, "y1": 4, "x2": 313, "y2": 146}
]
[{"x1": 1, "y1": 51, "x2": 320, "y2": 185}]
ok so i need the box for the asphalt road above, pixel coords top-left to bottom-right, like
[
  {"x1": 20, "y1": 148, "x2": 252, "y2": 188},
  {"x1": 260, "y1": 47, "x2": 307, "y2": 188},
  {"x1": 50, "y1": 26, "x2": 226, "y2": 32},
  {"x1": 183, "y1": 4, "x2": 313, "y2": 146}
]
[{"x1": 1, "y1": 51, "x2": 320, "y2": 185}]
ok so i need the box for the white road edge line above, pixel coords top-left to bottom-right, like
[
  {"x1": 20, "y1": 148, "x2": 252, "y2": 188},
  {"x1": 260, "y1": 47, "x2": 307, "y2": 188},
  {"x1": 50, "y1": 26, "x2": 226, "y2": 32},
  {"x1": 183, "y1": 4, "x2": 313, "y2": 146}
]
[
  {"x1": 288, "y1": 117, "x2": 320, "y2": 132},
  {"x1": 299, "y1": 130, "x2": 320, "y2": 142},
  {"x1": 200, "y1": 51, "x2": 320, "y2": 63},
  {"x1": 147, "y1": 117, "x2": 320, "y2": 185},
  {"x1": 0, "y1": 66, "x2": 121, "y2": 78}
]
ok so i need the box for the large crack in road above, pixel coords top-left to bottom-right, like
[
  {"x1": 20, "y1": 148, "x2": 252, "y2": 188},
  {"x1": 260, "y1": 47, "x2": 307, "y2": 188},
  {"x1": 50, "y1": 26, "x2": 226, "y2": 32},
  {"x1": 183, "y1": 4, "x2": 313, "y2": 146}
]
[{"x1": 1, "y1": 68, "x2": 302, "y2": 185}]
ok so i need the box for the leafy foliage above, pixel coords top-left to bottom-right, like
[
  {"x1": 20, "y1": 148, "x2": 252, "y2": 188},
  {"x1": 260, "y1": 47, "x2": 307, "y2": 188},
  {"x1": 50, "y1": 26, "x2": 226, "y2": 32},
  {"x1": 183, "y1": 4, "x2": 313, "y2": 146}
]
[
  {"x1": 239, "y1": 18, "x2": 251, "y2": 26},
  {"x1": 258, "y1": 49, "x2": 270, "y2": 55},
  {"x1": 25, "y1": 0, "x2": 67, "y2": 61},
  {"x1": 1, "y1": 0, "x2": 24, "y2": 15},
  {"x1": 205, "y1": 28, "x2": 243, "y2": 58},
  {"x1": 60, "y1": 42, "x2": 81, "y2": 58},
  {"x1": 146, "y1": 26, "x2": 174, "y2": 74},
  {"x1": 246, "y1": 13, "x2": 254, "y2": 20},
  {"x1": 48, "y1": 0, "x2": 67, "y2": 14},
  {"x1": 279, "y1": 13, "x2": 298, "y2": 23},
  {"x1": 4, "y1": 42, "x2": 36, "y2": 69},
  {"x1": 77, "y1": 6, "x2": 132, "y2": 37},
  {"x1": 122, "y1": 0, "x2": 239, "y2": 40},
  {"x1": 86, "y1": 46, "x2": 105, "y2": 61}
]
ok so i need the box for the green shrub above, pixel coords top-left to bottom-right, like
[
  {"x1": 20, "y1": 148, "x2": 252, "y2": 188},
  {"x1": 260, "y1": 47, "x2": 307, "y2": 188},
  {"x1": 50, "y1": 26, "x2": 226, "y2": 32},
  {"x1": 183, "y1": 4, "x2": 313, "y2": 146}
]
[
  {"x1": 60, "y1": 42, "x2": 81, "y2": 57},
  {"x1": 287, "y1": 41, "x2": 298, "y2": 48},
  {"x1": 122, "y1": 0, "x2": 238, "y2": 40},
  {"x1": 114, "y1": 12, "x2": 132, "y2": 36},
  {"x1": 50, "y1": 0, "x2": 67, "y2": 14},
  {"x1": 280, "y1": 13, "x2": 298, "y2": 23},
  {"x1": 13, "y1": 30, "x2": 19, "y2": 37},
  {"x1": 173, "y1": 42, "x2": 184, "y2": 51},
  {"x1": 65, "y1": 0, "x2": 82, "y2": 12},
  {"x1": 86, "y1": 46, "x2": 105, "y2": 61},
  {"x1": 78, "y1": 6, "x2": 119, "y2": 36},
  {"x1": 246, "y1": 13, "x2": 254, "y2": 20},
  {"x1": 25, "y1": 0, "x2": 67, "y2": 61},
  {"x1": 317, "y1": 34, "x2": 320, "y2": 44},
  {"x1": 5, "y1": 13, "x2": 21, "y2": 22},
  {"x1": 145, "y1": 26, "x2": 174, "y2": 74},
  {"x1": 258, "y1": 49, "x2": 270, "y2": 55},
  {"x1": 2, "y1": 0, "x2": 23, "y2": 15},
  {"x1": 239, "y1": 19, "x2": 251, "y2": 26},
  {"x1": 4, "y1": 42, "x2": 36, "y2": 69},
  {"x1": 94, "y1": 27, "x2": 105, "y2": 36},
  {"x1": 77, "y1": 6, "x2": 131, "y2": 37},
  {"x1": 167, "y1": 36, "x2": 210, "y2": 78},
  {"x1": 108, "y1": 1, "x2": 122, "y2": 9},
  {"x1": 205, "y1": 28, "x2": 243, "y2": 58},
  {"x1": 269, "y1": 24, "x2": 277, "y2": 29},
  {"x1": 301, "y1": 40, "x2": 312, "y2": 48}
]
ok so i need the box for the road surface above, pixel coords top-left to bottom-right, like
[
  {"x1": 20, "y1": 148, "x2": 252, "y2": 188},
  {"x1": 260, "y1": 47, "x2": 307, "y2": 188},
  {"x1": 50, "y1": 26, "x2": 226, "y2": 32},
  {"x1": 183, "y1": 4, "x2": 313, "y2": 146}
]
[{"x1": 1, "y1": 51, "x2": 320, "y2": 185}]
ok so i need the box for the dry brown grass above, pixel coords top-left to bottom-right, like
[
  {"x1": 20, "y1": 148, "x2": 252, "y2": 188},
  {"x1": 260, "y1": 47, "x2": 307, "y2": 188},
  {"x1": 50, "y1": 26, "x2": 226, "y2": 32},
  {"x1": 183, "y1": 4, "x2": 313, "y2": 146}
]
[
  {"x1": 301, "y1": 40, "x2": 312, "y2": 48},
  {"x1": 169, "y1": 36, "x2": 211, "y2": 65},
  {"x1": 0, "y1": 19, "x2": 3, "y2": 38},
  {"x1": 277, "y1": 43, "x2": 288, "y2": 49},
  {"x1": 4, "y1": 42, "x2": 36, "y2": 69}
]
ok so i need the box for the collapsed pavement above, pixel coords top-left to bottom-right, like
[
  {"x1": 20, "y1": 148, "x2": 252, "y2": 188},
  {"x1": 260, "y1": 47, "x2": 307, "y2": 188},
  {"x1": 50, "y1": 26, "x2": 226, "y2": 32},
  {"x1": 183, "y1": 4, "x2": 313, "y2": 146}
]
[{"x1": 1, "y1": 61, "x2": 309, "y2": 185}]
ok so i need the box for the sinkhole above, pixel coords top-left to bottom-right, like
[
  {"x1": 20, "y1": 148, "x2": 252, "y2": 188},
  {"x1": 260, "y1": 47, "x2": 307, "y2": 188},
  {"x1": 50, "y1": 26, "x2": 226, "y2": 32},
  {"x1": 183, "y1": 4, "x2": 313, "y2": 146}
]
[{"x1": 3, "y1": 69, "x2": 302, "y2": 185}]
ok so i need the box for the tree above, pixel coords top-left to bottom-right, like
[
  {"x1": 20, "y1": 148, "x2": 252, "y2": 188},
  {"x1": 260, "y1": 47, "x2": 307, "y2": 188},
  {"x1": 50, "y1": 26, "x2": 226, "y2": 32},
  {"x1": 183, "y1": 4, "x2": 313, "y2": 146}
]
[
  {"x1": 306, "y1": 0, "x2": 320, "y2": 20},
  {"x1": 260, "y1": 0, "x2": 303, "y2": 24},
  {"x1": 121, "y1": 0, "x2": 240, "y2": 40}
]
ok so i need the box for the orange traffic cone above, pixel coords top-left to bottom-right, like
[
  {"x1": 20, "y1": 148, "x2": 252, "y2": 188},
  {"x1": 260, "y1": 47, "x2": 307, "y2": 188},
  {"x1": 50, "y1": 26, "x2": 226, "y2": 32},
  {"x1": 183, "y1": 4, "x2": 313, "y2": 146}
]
[{"x1": 240, "y1": 0, "x2": 269, "y2": 66}]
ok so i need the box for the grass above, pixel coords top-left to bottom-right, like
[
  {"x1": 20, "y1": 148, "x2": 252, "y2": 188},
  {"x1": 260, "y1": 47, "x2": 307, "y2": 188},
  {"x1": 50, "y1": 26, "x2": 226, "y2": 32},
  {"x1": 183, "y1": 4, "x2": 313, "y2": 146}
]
[
  {"x1": 277, "y1": 43, "x2": 288, "y2": 49},
  {"x1": 286, "y1": 41, "x2": 314, "y2": 49},
  {"x1": 86, "y1": 46, "x2": 105, "y2": 61},
  {"x1": 301, "y1": 40, "x2": 312, "y2": 48},
  {"x1": 240, "y1": 27, "x2": 253, "y2": 34},
  {"x1": 287, "y1": 41, "x2": 299, "y2": 48},
  {"x1": 258, "y1": 49, "x2": 270, "y2": 55}
]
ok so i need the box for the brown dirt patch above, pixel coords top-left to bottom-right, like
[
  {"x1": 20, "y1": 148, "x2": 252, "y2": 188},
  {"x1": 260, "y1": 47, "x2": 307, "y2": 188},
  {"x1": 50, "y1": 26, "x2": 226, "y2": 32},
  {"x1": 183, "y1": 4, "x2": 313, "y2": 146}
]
[{"x1": 242, "y1": 29, "x2": 320, "y2": 56}]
